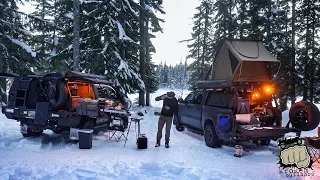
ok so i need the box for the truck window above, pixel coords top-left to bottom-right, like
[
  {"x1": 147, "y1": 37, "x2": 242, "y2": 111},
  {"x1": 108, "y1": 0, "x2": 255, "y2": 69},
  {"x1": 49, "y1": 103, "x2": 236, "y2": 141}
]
[
  {"x1": 206, "y1": 91, "x2": 235, "y2": 108},
  {"x1": 184, "y1": 93, "x2": 195, "y2": 103},
  {"x1": 193, "y1": 92, "x2": 203, "y2": 104},
  {"x1": 184, "y1": 91, "x2": 203, "y2": 104}
]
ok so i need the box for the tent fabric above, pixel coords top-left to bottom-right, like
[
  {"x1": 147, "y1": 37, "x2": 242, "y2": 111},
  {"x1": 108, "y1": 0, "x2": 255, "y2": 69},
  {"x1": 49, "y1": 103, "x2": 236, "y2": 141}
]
[
  {"x1": 227, "y1": 41, "x2": 279, "y2": 62},
  {"x1": 232, "y1": 61, "x2": 271, "y2": 82},
  {"x1": 210, "y1": 40, "x2": 279, "y2": 82}
]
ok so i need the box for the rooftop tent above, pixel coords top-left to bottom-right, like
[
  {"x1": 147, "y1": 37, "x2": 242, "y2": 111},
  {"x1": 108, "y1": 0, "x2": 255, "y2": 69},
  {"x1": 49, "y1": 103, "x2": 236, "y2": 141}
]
[{"x1": 209, "y1": 40, "x2": 280, "y2": 83}]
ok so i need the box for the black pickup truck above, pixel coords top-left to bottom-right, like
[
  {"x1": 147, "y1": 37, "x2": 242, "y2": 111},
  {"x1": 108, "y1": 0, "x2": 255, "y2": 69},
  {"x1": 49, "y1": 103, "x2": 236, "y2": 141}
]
[
  {"x1": 1, "y1": 71, "x2": 130, "y2": 138},
  {"x1": 175, "y1": 80, "x2": 320, "y2": 148}
]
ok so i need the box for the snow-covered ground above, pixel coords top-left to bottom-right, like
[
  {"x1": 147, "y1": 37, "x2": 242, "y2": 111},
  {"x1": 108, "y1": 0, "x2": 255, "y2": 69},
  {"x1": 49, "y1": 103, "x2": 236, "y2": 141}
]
[{"x1": 0, "y1": 88, "x2": 319, "y2": 180}]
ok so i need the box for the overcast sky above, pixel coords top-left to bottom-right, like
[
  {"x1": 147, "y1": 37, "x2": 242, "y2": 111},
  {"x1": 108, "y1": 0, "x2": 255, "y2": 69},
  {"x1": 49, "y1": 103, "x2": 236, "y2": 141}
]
[
  {"x1": 19, "y1": 0, "x2": 199, "y2": 66},
  {"x1": 151, "y1": 0, "x2": 199, "y2": 65}
]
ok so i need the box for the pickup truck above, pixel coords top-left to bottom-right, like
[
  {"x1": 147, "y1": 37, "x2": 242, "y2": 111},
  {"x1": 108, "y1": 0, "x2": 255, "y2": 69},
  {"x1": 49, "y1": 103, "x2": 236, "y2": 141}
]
[{"x1": 175, "y1": 80, "x2": 320, "y2": 148}]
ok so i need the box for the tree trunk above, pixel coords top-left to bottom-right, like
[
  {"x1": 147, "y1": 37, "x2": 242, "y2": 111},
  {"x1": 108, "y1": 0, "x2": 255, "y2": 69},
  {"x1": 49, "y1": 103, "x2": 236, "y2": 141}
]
[
  {"x1": 41, "y1": 0, "x2": 45, "y2": 57},
  {"x1": 196, "y1": 7, "x2": 202, "y2": 81},
  {"x1": 139, "y1": 0, "x2": 146, "y2": 106},
  {"x1": 146, "y1": 17, "x2": 150, "y2": 106},
  {"x1": 290, "y1": 0, "x2": 296, "y2": 105},
  {"x1": 73, "y1": 0, "x2": 80, "y2": 72},
  {"x1": 201, "y1": 3, "x2": 209, "y2": 80},
  {"x1": 0, "y1": 62, "x2": 7, "y2": 104},
  {"x1": 310, "y1": 14, "x2": 315, "y2": 103},
  {"x1": 280, "y1": 96, "x2": 288, "y2": 112},
  {"x1": 266, "y1": 0, "x2": 271, "y2": 44},
  {"x1": 303, "y1": 0, "x2": 311, "y2": 101},
  {"x1": 239, "y1": 0, "x2": 245, "y2": 39}
]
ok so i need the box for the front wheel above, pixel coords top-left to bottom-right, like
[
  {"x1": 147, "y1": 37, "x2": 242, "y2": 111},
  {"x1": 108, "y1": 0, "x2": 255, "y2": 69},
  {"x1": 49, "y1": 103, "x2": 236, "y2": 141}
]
[
  {"x1": 176, "y1": 124, "x2": 185, "y2": 132},
  {"x1": 175, "y1": 116, "x2": 185, "y2": 132},
  {"x1": 204, "y1": 123, "x2": 221, "y2": 148}
]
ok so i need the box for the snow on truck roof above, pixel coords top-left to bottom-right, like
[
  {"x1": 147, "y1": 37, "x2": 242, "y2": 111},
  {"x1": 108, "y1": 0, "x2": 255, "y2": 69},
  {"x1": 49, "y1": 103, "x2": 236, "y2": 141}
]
[{"x1": 210, "y1": 39, "x2": 280, "y2": 83}]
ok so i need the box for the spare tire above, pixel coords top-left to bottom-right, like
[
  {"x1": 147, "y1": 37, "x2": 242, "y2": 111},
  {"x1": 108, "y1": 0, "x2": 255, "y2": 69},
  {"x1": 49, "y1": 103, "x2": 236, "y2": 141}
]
[
  {"x1": 51, "y1": 80, "x2": 68, "y2": 110},
  {"x1": 289, "y1": 101, "x2": 320, "y2": 131}
]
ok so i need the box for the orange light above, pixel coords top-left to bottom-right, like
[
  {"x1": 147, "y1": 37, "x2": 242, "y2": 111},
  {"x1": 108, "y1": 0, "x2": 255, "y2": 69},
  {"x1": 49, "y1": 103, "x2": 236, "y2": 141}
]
[
  {"x1": 264, "y1": 85, "x2": 273, "y2": 94},
  {"x1": 255, "y1": 93, "x2": 259, "y2": 97}
]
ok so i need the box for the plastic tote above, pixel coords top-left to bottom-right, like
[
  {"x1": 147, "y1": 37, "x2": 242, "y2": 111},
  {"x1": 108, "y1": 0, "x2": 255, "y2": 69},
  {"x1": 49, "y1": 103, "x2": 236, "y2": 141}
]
[{"x1": 78, "y1": 129, "x2": 93, "y2": 149}]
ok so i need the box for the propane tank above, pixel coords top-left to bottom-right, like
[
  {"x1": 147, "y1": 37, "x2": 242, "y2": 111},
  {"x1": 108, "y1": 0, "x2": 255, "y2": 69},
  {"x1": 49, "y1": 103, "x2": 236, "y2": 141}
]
[{"x1": 234, "y1": 145, "x2": 243, "y2": 157}]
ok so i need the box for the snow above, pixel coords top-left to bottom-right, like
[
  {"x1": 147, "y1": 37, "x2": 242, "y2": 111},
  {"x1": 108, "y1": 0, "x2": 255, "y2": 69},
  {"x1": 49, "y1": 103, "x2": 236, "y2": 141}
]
[
  {"x1": 0, "y1": 88, "x2": 320, "y2": 179},
  {"x1": 53, "y1": 36, "x2": 58, "y2": 46},
  {"x1": 0, "y1": 87, "x2": 6, "y2": 95},
  {"x1": 145, "y1": 4, "x2": 153, "y2": 14},
  {"x1": 9, "y1": 38, "x2": 36, "y2": 57},
  {"x1": 49, "y1": 48, "x2": 56, "y2": 57},
  {"x1": 124, "y1": 0, "x2": 138, "y2": 17},
  {"x1": 79, "y1": 0, "x2": 102, "y2": 4},
  {"x1": 271, "y1": 8, "x2": 281, "y2": 14},
  {"x1": 64, "y1": 12, "x2": 73, "y2": 20},
  {"x1": 18, "y1": 28, "x2": 32, "y2": 36},
  {"x1": 115, "y1": 20, "x2": 134, "y2": 42},
  {"x1": 101, "y1": 42, "x2": 109, "y2": 54},
  {"x1": 67, "y1": 44, "x2": 73, "y2": 51}
]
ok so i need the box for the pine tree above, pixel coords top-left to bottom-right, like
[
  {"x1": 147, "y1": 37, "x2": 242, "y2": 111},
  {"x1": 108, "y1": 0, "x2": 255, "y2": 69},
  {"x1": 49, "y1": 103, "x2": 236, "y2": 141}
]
[
  {"x1": 186, "y1": 0, "x2": 215, "y2": 89},
  {"x1": 0, "y1": 0, "x2": 39, "y2": 104},
  {"x1": 296, "y1": 0, "x2": 320, "y2": 102}
]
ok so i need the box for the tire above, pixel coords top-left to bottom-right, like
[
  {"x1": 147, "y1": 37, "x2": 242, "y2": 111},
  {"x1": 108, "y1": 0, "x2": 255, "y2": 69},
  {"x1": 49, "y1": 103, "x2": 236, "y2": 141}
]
[
  {"x1": 51, "y1": 80, "x2": 68, "y2": 110},
  {"x1": 81, "y1": 118, "x2": 99, "y2": 134},
  {"x1": 289, "y1": 101, "x2": 320, "y2": 131},
  {"x1": 176, "y1": 124, "x2": 185, "y2": 132},
  {"x1": 21, "y1": 123, "x2": 43, "y2": 137},
  {"x1": 175, "y1": 116, "x2": 185, "y2": 132},
  {"x1": 260, "y1": 140, "x2": 270, "y2": 146},
  {"x1": 204, "y1": 122, "x2": 221, "y2": 148}
]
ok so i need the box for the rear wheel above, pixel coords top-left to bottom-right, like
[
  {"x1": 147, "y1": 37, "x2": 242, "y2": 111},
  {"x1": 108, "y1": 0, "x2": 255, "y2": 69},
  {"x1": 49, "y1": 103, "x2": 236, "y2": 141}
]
[
  {"x1": 20, "y1": 123, "x2": 43, "y2": 137},
  {"x1": 204, "y1": 122, "x2": 221, "y2": 148},
  {"x1": 260, "y1": 140, "x2": 271, "y2": 146},
  {"x1": 289, "y1": 101, "x2": 320, "y2": 131}
]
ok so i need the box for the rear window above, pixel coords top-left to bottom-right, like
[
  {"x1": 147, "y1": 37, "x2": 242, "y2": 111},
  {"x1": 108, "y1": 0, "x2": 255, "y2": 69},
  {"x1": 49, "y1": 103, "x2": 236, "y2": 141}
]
[{"x1": 205, "y1": 92, "x2": 236, "y2": 108}]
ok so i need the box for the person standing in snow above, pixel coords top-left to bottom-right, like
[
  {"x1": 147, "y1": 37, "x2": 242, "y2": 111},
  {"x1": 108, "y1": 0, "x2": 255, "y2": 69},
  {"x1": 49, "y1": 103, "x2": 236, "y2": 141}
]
[{"x1": 154, "y1": 91, "x2": 178, "y2": 148}]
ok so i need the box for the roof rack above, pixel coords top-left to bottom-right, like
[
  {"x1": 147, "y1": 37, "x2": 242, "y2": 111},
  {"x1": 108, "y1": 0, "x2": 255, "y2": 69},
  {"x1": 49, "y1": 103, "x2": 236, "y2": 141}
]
[{"x1": 196, "y1": 80, "x2": 232, "y2": 89}]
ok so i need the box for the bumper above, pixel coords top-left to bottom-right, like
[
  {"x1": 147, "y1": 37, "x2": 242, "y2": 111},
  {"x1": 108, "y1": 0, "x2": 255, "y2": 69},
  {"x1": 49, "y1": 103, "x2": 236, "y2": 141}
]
[
  {"x1": 235, "y1": 126, "x2": 300, "y2": 141},
  {"x1": 1, "y1": 106, "x2": 81, "y2": 127}
]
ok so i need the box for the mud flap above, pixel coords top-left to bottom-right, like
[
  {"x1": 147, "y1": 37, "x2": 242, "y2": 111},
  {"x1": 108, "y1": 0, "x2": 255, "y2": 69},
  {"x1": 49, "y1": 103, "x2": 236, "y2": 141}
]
[{"x1": 34, "y1": 102, "x2": 49, "y2": 126}]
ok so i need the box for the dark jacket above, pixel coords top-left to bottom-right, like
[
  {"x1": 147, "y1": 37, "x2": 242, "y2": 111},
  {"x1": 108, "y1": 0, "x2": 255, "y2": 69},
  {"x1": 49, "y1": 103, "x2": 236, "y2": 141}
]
[{"x1": 155, "y1": 94, "x2": 178, "y2": 117}]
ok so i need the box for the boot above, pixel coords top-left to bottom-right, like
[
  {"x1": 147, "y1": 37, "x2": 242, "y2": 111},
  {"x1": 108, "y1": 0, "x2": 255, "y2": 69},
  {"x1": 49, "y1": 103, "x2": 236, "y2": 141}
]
[
  {"x1": 165, "y1": 140, "x2": 169, "y2": 148},
  {"x1": 155, "y1": 139, "x2": 160, "y2": 147}
]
